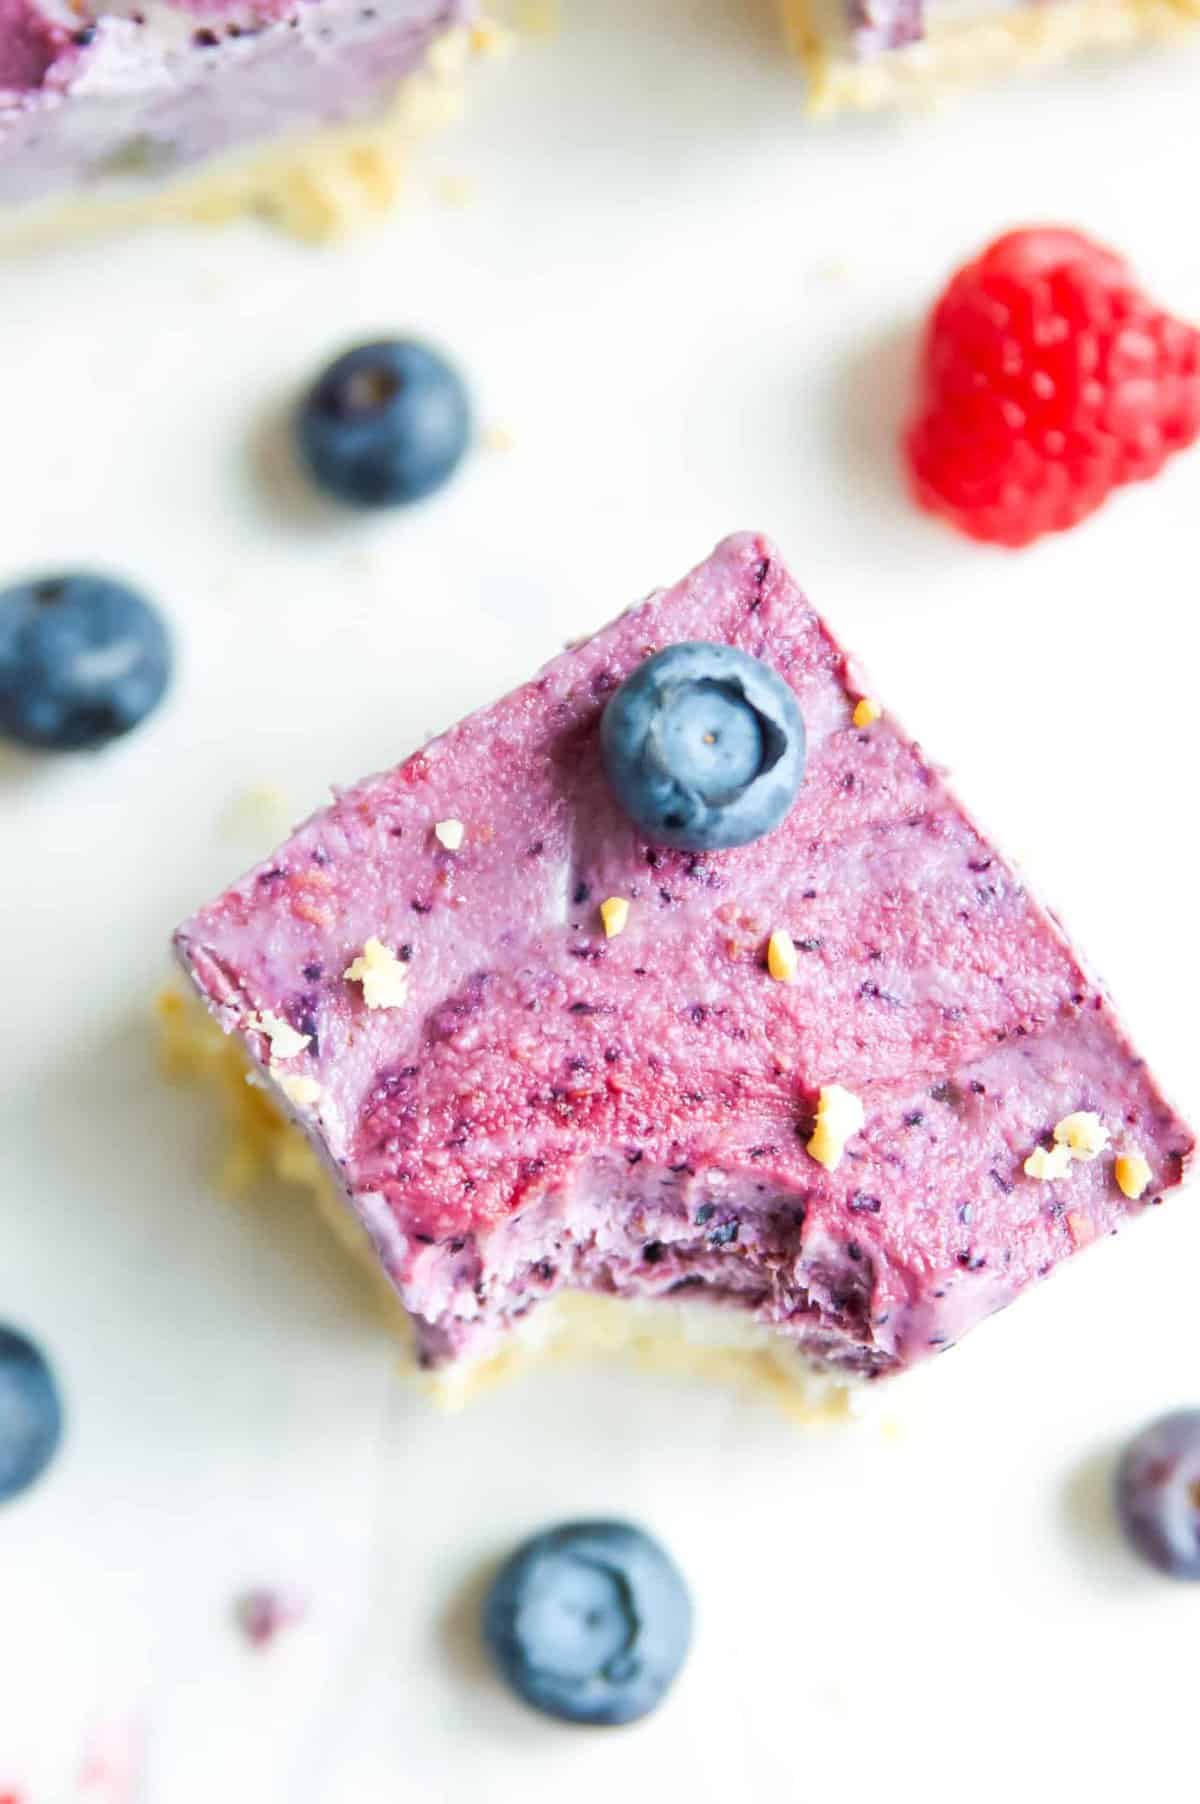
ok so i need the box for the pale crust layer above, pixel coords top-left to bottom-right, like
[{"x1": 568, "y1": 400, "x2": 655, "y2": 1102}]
[
  {"x1": 156, "y1": 989, "x2": 855, "y2": 1423},
  {"x1": 778, "y1": 0, "x2": 1200, "y2": 112},
  {"x1": 6, "y1": 1, "x2": 1190, "y2": 247},
  {"x1": 0, "y1": 28, "x2": 478, "y2": 251}
]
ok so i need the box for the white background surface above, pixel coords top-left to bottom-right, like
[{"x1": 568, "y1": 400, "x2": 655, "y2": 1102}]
[{"x1": 2, "y1": 3, "x2": 1199, "y2": 1798}]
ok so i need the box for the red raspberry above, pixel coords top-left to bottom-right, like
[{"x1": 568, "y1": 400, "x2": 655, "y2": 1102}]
[{"x1": 904, "y1": 227, "x2": 1200, "y2": 548}]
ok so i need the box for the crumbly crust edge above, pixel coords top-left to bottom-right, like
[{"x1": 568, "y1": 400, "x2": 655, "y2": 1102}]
[
  {"x1": 777, "y1": 0, "x2": 1200, "y2": 113},
  {"x1": 0, "y1": 26, "x2": 477, "y2": 250},
  {"x1": 156, "y1": 987, "x2": 857, "y2": 1424}
]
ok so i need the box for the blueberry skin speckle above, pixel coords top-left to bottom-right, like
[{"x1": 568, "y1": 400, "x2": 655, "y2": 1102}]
[
  {"x1": 0, "y1": 574, "x2": 171, "y2": 751},
  {"x1": 601, "y1": 643, "x2": 806, "y2": 851},
  {"x1": 482, "y1": 1519, "x2": 692, "y2": 1725},
  {"x1": 0, "y1": 1327, "x2": 64, "y2": 1504},
  {"x1": 296, "y1": 340, "x2": 471, "y2": 508},
  {"x1": 1115, "y1": 1411, "x2": 1200, "y2": 1578}
]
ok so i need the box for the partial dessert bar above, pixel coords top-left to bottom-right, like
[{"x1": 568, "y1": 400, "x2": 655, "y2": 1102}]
[
  {"x1": 174, "y1": 534, "x2": 1192, "y2": 1407},
  {"x1": 7, "y1": 4, "x2": 1194, "y2": 242},
  {"x1": 0, "y1": 1, "x2": 480, "y2": 243},
  {"x1": 779, "y1": 0, "x2": 1200, "y2": 111}
]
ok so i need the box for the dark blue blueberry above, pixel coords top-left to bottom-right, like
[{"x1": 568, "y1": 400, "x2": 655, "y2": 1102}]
[
  {"x1": 296, "y1": 339, "x2": 471, "y2": 508},
  {"x1": 482, "y1": 1519, "x2": 692, "y2": 1725},
  {"x1": 0, "y1": 1326, "x2": 64, "y2": 1504},
  {"x1": 601, "y1": 643, "x2": 805, "y2": 851},
  {"x1": 1115, "y1": 1411, "x2": 1200, "y2": 1578},
  {"x1": 0, "y1": 574, "x2": 171, "y2": 751}
]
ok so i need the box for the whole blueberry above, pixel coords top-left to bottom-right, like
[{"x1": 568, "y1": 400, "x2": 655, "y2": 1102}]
[
  {"x1": 0, "y1": 573, "x2": 171, "y2": 752},
  {"x1": 0, "y1": 1326, "x2": 64, "y2": 1504},
  {"x1": 296, "y1": 339, "x2": 472, "y2": 508},
  {"x1": 1115, "y1": 1410, "x2": 1200, "y2": 1578},
  {"x1": 482, "y1": 1519, "x2": 692, "y2": 1725},
  {"x1": 600, "y1": 643, "x2": 806, "y2": 851}
]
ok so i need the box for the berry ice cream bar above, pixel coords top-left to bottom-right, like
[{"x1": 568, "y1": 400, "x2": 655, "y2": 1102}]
[
  {"x1": 0, "y1": 0, "x2": 480, "y2": 244},
  {"x1": 173, "y1": 534, "x2": 1191, "y2": 1412},
  {"x1": 780, "y1": 0, "x2": 1199, "y2": 111}
]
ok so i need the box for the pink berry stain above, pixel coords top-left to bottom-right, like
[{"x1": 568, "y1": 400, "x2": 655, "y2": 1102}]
[
  {"x1": 235, "y1": 1587, "x2": 307, "y2": 1650},
  {"x1": 76, "y1": 1716, "x2": 144, "y2": 1801}
]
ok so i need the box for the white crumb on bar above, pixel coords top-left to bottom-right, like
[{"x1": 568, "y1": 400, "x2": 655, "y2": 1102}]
[
  {"x1": 1053, "y1": 1111, "x2": 1110, "y2": 1160},
  {"x1": 248, "y1": 1012, "x2": 311, "y2": 1061},
  {"x1": 275, "y1": 1071, "x2": 323, "y2": 1110},
  {"x1": 344, "y1": 937, "x2": 410, "y2": 1010}
]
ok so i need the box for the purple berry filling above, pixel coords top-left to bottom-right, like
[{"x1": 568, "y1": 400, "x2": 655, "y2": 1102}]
[
  {"x1": 175, "y1": 534, "x2": 1193, "y2": 1385},
  {"x1": 0, "y1": 0, "x2": 471, "y2": 212}
]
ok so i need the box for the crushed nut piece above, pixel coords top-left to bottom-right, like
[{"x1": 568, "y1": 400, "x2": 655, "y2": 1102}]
[
  {"x1": 221, "y1": 783, "x2": 293, "y2": 845},
  {"x1": 434, "y1": 818, "x2": 465, "y2": 851},
  {"x1": 1024, "y1": 1142, "x2": 1073, "y2": 1182},
  {"x1": 1053, "y1": 1111, "x2": 1109, "y2": 1161},
  {"x1": 767, "y1": 929, "x2": 798, "y2": 983},
  {"x1": 600, "y1": 897, "x2": 630, "y2": 939},
  {"x1": 434, "y1": 173, "x2": 476, "y2": 209},
  {"x1": 248, "y1": 1012, "x2": 310, "y2": 1062},
  {"x1": 512, "y1": 0, "x2": 559, "y2": 32},
  {"x1": 481, "y1": 423, "x2": 517, "y2": 452},
  {"x1": 344, "y1": 937, "x2": 410, "y2": 1010},
  {"x1": 1114, "y1": 1152, "x2": 1152, "y2": 1200},
  {"x1": 807, "y1": 1084, "x2": 865, "y2": 1171},
  {"x1": 469, "y1": 17, "x2": 513, "y2": 56},
  {"x1": 275, "y1": 1071, "x2": 322, "y2": 1110},
  {"x1": 852, "y1": 697, "x2": 881, "y2": 729}
]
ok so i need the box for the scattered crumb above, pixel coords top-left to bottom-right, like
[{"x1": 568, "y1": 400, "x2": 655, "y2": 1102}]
[
  {"x1": 434, "y1": 171, "x2": 476, "y2": 208},
  {"x1": 766, "y1": 929, "x2": 797, "y2": 983},
  {"x1": 434, "y1": 817, "x2": 465, "y2": 850},
  {"x1": 511, "y1": 0, "x2": 559, "y2": 32},
  {"x1": 221, "y1": 783, "x2": 293, "y2": 846},
  {"x1": 852, "y1": 697, "x2": 881, "y2": 729},
  {"x1": 248, "y1": 1012, "x2": 311, "y2": 1062},
  {"x1": 275, "y1": 1071, "x2": 322, "y2": 1110},
  {"x1": 235, "y1": 1587, "x2": 307, "y2": 1651},
  {"x1": 481, "y1": 422, "x2": 517, "y2": 452},
  {"x1": 1053, "y1": 1111, "x2": 1109, "y2": 1161},
  {"x1": 1114, "y1": 1151, "x2": 1152, "y2": 1200},
  {"x1": 599, "y1": 896, "x2": 630, "y2": 939},
  {"x1": 77, "y1": 1717, "x2": 144, "y2": 1799},
  {"x1": 807, "y1": 1084, "x2": 865, "y2": 1171},
  {"x1": 1024, "y1": 1141, "x2": 1073, "y2": 1182},
  {"x1": 806, "y1": 257, "x2": 853, "y2": 285},
  {"x1": 470, "y1": 16, "x2": 514, "y2": 56},
  {"x1": 1026, "y1": 1112, "x2": 1110, "y2": 1182},
  {"x1": 344, "y1": 937, "x2": 410, "y2": 1010},
  {"x1": 338, "y1": 543, "x2": 377, "y2": 579},
  {"x1": 193, "y1": 270, "x2": 231, "y2": 300}
]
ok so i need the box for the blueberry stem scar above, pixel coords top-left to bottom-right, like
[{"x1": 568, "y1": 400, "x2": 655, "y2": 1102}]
[{"x1": 600, "y1": 643, "x2": 806, "y2": 851}]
